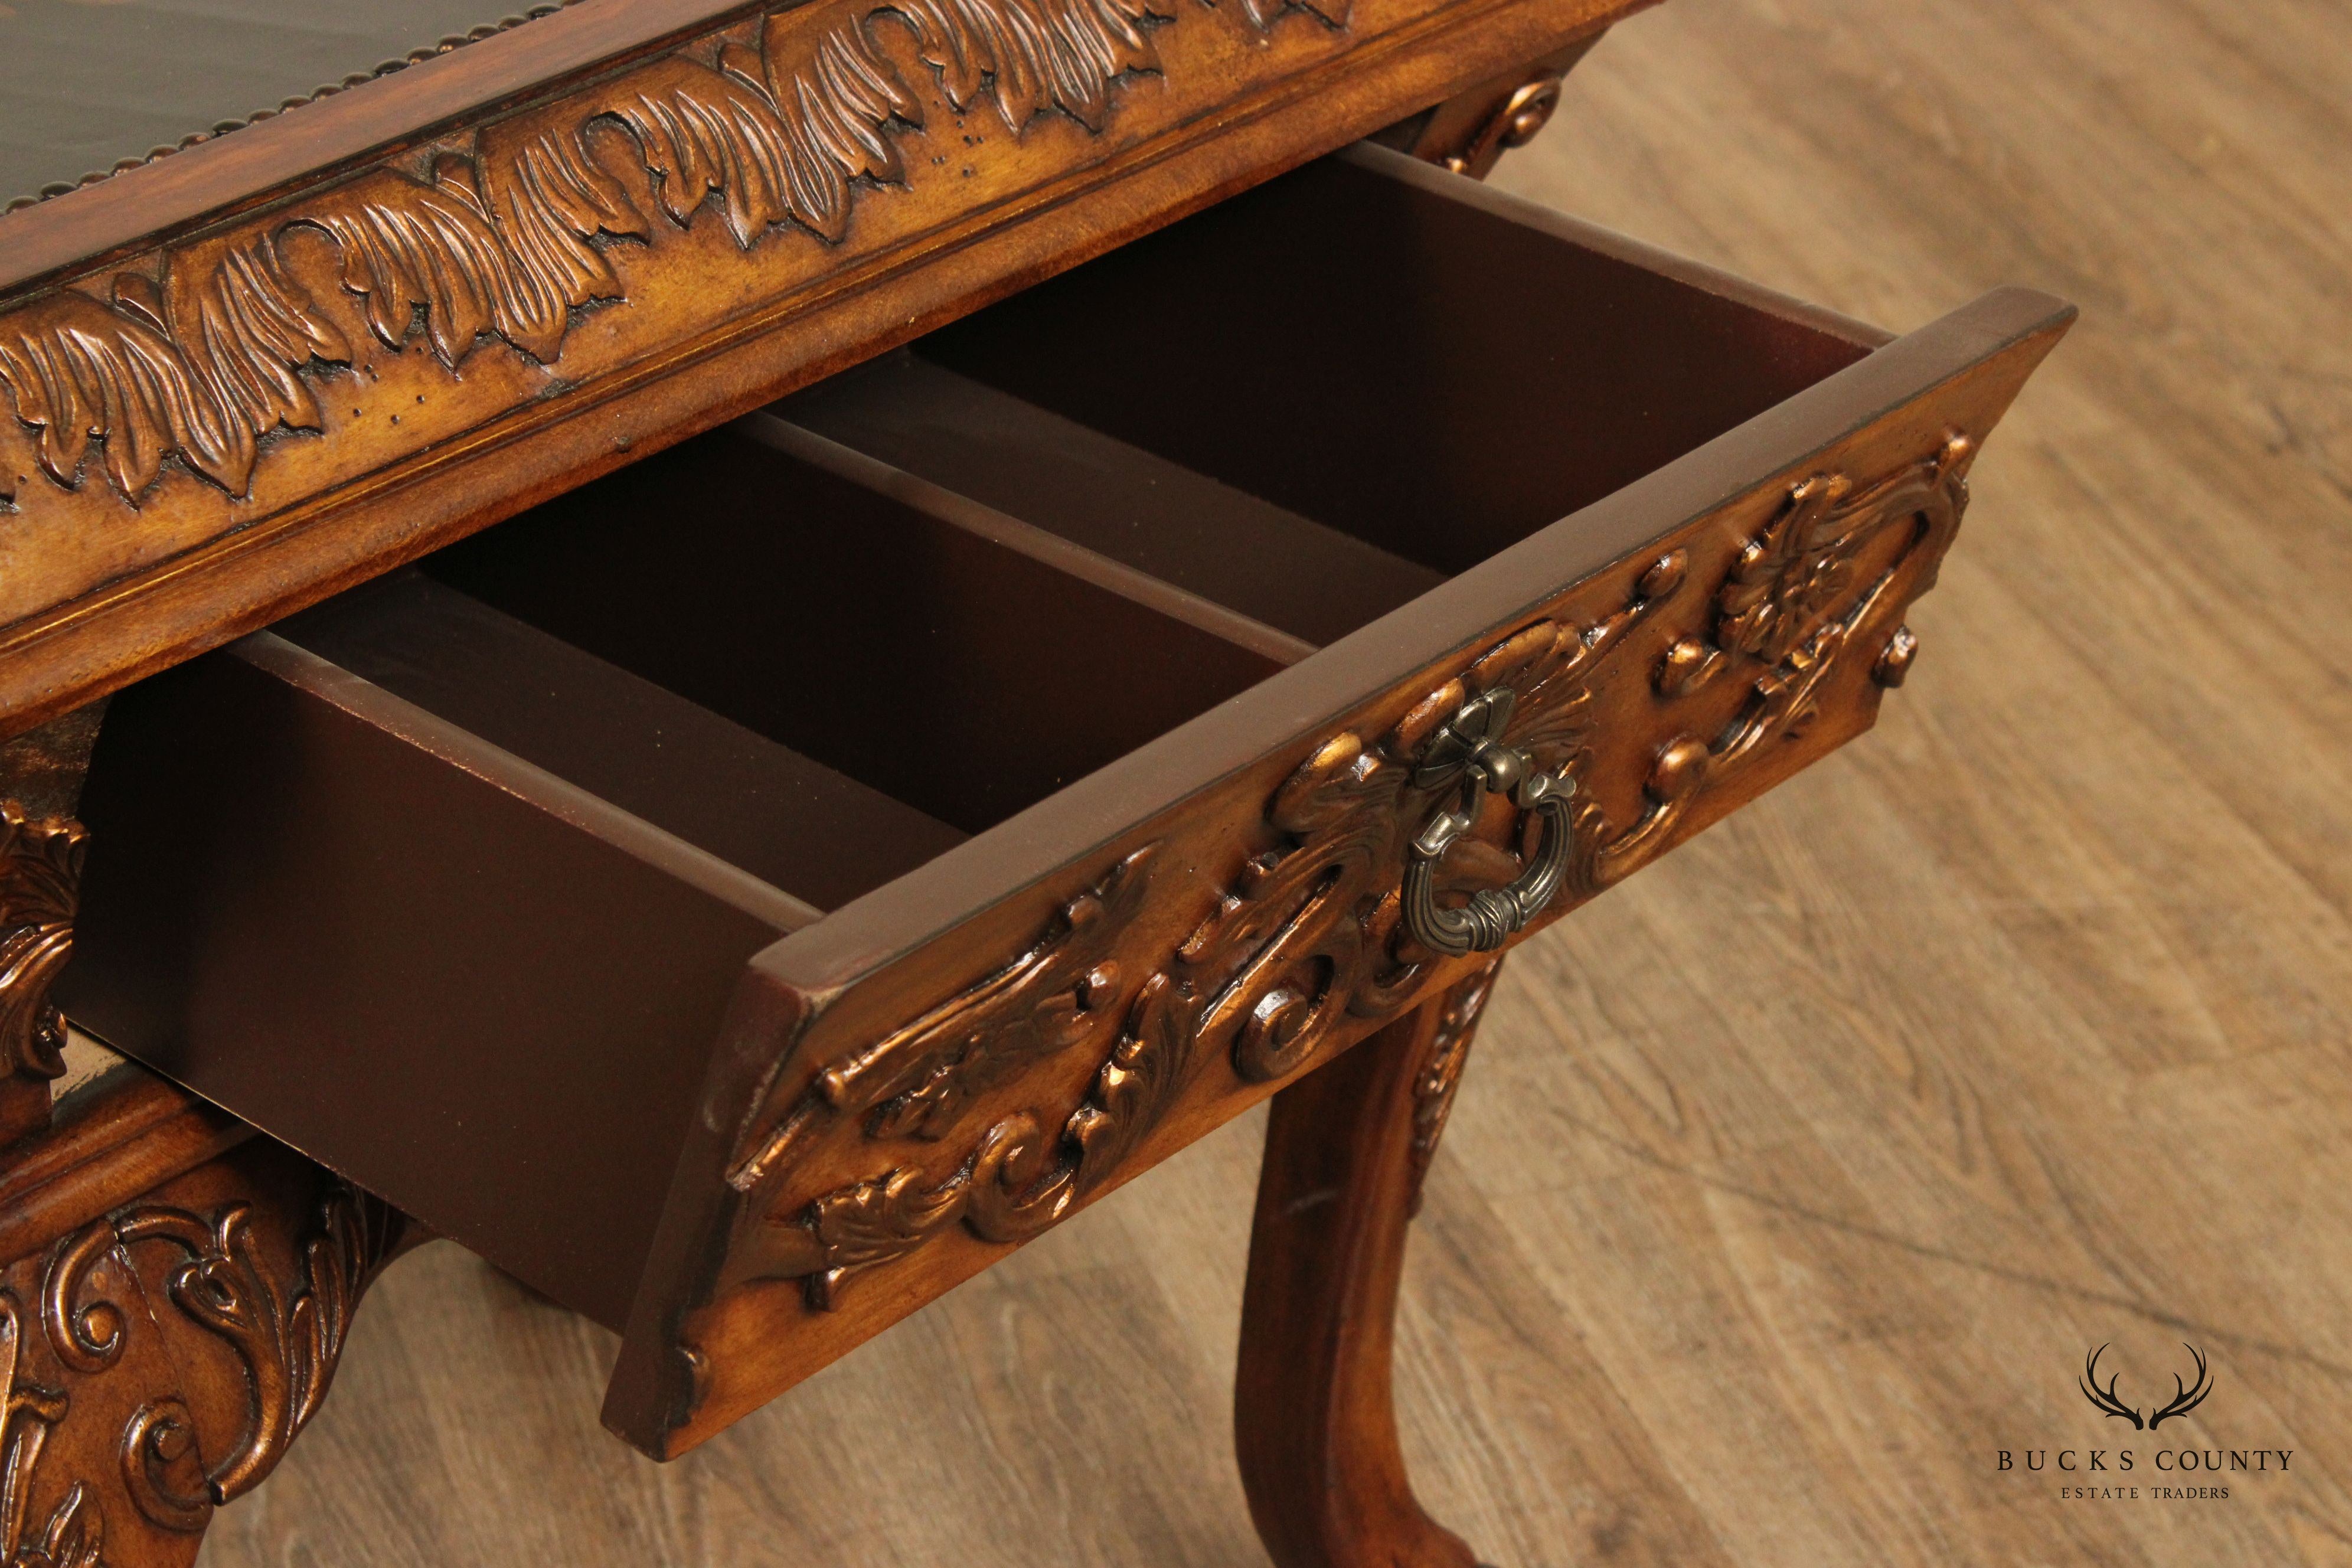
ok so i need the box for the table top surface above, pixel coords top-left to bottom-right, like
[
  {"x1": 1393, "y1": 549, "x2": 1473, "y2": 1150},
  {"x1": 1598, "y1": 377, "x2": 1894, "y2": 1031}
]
[{"x1": 0, "y1": 0, "x2": 551, "y2": 208}]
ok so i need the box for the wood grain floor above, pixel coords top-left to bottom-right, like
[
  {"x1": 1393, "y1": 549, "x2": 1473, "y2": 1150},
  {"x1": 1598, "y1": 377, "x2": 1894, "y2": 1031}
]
[{"x1": 199, "y1": 2, "x2": 2352, "y2": 1563}]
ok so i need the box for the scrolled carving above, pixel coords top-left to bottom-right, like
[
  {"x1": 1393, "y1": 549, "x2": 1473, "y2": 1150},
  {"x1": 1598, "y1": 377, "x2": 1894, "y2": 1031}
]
[
  {"x1": 0, "y1": 1076, "x2": 405, "y2": 1565},
  {"x1": 737, "y1": 558, "x2": 1680, "y2": 1305},
  {"x1": 38, "y1": 1225, "x2": 125, "y2": 1377},
  {"x1": 113, "y1": 1190, "x2": 388, "y2": 1514},
  {"x1": 0, "y1": 0, "x2": 1349, "y2": 506},
  {"x1": 1, "y1": 1292, "x2": 96, "y2": 1568},
  {"x1": 753, "y1": 965, "x2": 1199, "y2": 1306},
  {"x1": 822, "y1": 851, "x2": 1149, "y2": 1149},
  {"x1": 730, "y1": 433, "x2": 1975, "y2": 1306},
  {"x1": 118, "y1": 1398, "x2": 208, "y2": 1537},
  {"x1": 0, "y1": 806, "x2": 85, "y2": 1092}
]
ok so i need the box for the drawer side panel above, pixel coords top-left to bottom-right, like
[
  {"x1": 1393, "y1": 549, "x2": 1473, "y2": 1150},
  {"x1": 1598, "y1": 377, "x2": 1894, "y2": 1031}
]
[{"x1": 60, "y1": 645, "x2": 793, "y2": 1328}]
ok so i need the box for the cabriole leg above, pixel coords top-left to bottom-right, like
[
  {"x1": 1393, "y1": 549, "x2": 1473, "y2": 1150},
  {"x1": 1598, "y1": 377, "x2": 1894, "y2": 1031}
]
[{"x1": 1236, "y1": 961, "x2": 1501, "y2": 1568}]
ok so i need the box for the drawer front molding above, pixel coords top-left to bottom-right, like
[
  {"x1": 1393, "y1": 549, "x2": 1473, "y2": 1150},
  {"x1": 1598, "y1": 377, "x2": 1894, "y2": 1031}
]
[{"x1": 730, "y1": 432, "x2": 1971, "y2": 1312}]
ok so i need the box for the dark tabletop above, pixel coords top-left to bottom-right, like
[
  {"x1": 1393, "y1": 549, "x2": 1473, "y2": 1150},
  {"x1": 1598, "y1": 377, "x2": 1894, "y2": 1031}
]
[{"x1": 0, "y1": 0, "x2": 547, "y2": 207}]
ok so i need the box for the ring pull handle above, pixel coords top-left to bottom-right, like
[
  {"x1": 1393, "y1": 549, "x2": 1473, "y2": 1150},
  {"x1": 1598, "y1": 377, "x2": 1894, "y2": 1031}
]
[{"x1": 1401, "y1": 689, "x2": 1576, "y2": 958}]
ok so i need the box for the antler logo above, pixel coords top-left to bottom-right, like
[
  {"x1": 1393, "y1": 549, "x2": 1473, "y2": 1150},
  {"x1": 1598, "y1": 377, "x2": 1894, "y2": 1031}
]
[{"x1": 2079, "y1": 1342, "x2": 2214, "y2": 1430}]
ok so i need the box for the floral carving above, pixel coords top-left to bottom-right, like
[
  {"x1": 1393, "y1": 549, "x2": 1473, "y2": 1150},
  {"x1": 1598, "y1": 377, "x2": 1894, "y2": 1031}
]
[
  {"x1": 1598, "y1": 432, "x2": 1972, "y2": 881},
  {"x1": 731, "y1": 434, "x2": 1975, "y2": 1305},
  {"x1": 0, "y1": 0, "x2": 1346, "y2": 508},
  {"x1": 0, "y1": 806, "x2": 85, "y2": 1090}
]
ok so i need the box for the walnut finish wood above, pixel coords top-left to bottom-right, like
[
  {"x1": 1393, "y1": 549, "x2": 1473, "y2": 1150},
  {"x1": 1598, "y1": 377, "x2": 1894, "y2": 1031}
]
[
  {"x1": 156, "y1": 8, "x2": 2335, "y2": 1562},
  {"x1": 46, "y1": 142, "x2": 2070, "y2": 1465},
  {"x1": 1237, "y1": 961, "x2": 1500, "y2": 1568},
  {"x1": 0, "y1": 1066, "x2": 396, "y2": 1568},
  {"x1": 0, "y1": 0, "x2": 1652, "y2": 740},
  {"x1": 0, "y1": 1070, "x2": 249, "y2": 1272}
]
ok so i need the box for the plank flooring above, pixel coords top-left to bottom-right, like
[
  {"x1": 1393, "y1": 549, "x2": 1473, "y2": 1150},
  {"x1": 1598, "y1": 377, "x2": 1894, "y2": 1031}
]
[{"x1": 199, "y1": 2, "x2": 2352, "y2": 1562}]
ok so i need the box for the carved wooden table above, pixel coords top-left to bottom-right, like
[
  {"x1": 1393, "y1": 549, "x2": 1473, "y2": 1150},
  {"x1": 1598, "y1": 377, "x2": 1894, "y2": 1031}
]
[{"x1": 0, "y1": 1, "x2": 2070, "y2": 1562}]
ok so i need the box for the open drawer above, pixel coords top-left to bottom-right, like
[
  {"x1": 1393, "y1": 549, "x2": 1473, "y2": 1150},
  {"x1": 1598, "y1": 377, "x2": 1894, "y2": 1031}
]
[{"x1": 59, "y1": 144, "x2": 2070, "y2": 1459}]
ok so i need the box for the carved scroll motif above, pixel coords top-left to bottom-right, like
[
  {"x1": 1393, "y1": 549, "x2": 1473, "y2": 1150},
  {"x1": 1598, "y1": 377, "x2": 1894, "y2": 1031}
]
[
  {"x1": 1, "y1": 1293, "x2": 97, "y2": 1568},
  {"x1": 2, "y1": 1181, "x2": 396, "y2": 1563},
  {"x1": 0, "y1": 0, "x2": 1347, "y2": 509},
  {"x1": 729, "y1": 434, "x2": 1974, "y2": 1306},
  {"x1": 110, "y1": 1194, "x2": 384, "y2": 1529}
]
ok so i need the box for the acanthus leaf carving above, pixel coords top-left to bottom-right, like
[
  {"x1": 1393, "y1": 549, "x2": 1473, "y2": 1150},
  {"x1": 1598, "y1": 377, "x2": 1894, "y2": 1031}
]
[
  {"x1": 296, "y1": 164, "x2": 571, "y2": 368},
  {"x1": 599, "y1": 53, "x2": 852, "y2": 249},
  {"x1": 470, "y1": 120, "x2": 648, "y2": 322},
  {"x1": 1, "y1": 0, "x2": 1347, "y2": 507},
  {"x1": 888, "y1": 0, "x2": 1172, "y2": 136},
  {"x1": 761, "y1": 17, "x2": 929, "y2": 191},
  {"x1": 726, "y1": 435, "x2": 1974, "y2": 1308},
  {"x1": 28, "y1": 1184, "x2": 396, "y2": 1544},
  {"x1": 0, "y1": 292, "x2": 243, "y2": 504},
  {"x1": 110, "y1": 1190, "x2": 387, "y2": 1519},
  {"x1": 162, "y1": 234, "x2": 352, "y2": 495}
]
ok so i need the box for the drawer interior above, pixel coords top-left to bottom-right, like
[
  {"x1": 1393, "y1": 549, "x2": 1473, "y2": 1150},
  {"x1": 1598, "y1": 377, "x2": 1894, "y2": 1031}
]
[
  {"x1": 280, "y1": 146, "x2": 1883, "y2": 917},
  {"x1": 65, "y1": 146, "x2": 1896, "y2": 1332},
  {"x1": 326, "y1": 421, "x2": 1288, "y2": 849},
  {"x1": 776, "y1": 150, "x2": 1881, "y2": 642}
]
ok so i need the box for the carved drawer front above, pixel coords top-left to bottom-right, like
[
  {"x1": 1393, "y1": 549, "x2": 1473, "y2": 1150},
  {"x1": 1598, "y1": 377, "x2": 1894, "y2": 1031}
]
[{"x1": 59, "y1": 145, "x2": 2072, "y2": 1459}]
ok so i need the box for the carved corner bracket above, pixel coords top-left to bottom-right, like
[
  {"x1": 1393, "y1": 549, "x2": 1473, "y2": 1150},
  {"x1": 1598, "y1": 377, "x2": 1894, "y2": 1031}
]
[
  {"x1": 0, "y1": 803, "x2": 86, "y2": 1146},
  {"x1": 718, "y1": 432, "x2": 1974, "y2": 1314},
  {"x1": 1, "y1": 1140, "x2": 399, "y2": 1567},
  {"x1": 1382, "y1": 31, "x2": 1609, "y2": 179}
]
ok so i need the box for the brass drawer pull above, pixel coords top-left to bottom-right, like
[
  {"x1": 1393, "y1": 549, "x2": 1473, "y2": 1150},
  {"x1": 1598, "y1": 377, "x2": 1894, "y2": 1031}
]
[{"x1": 1403, "y1": 688, "x2": 1574, "y2": 956}]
